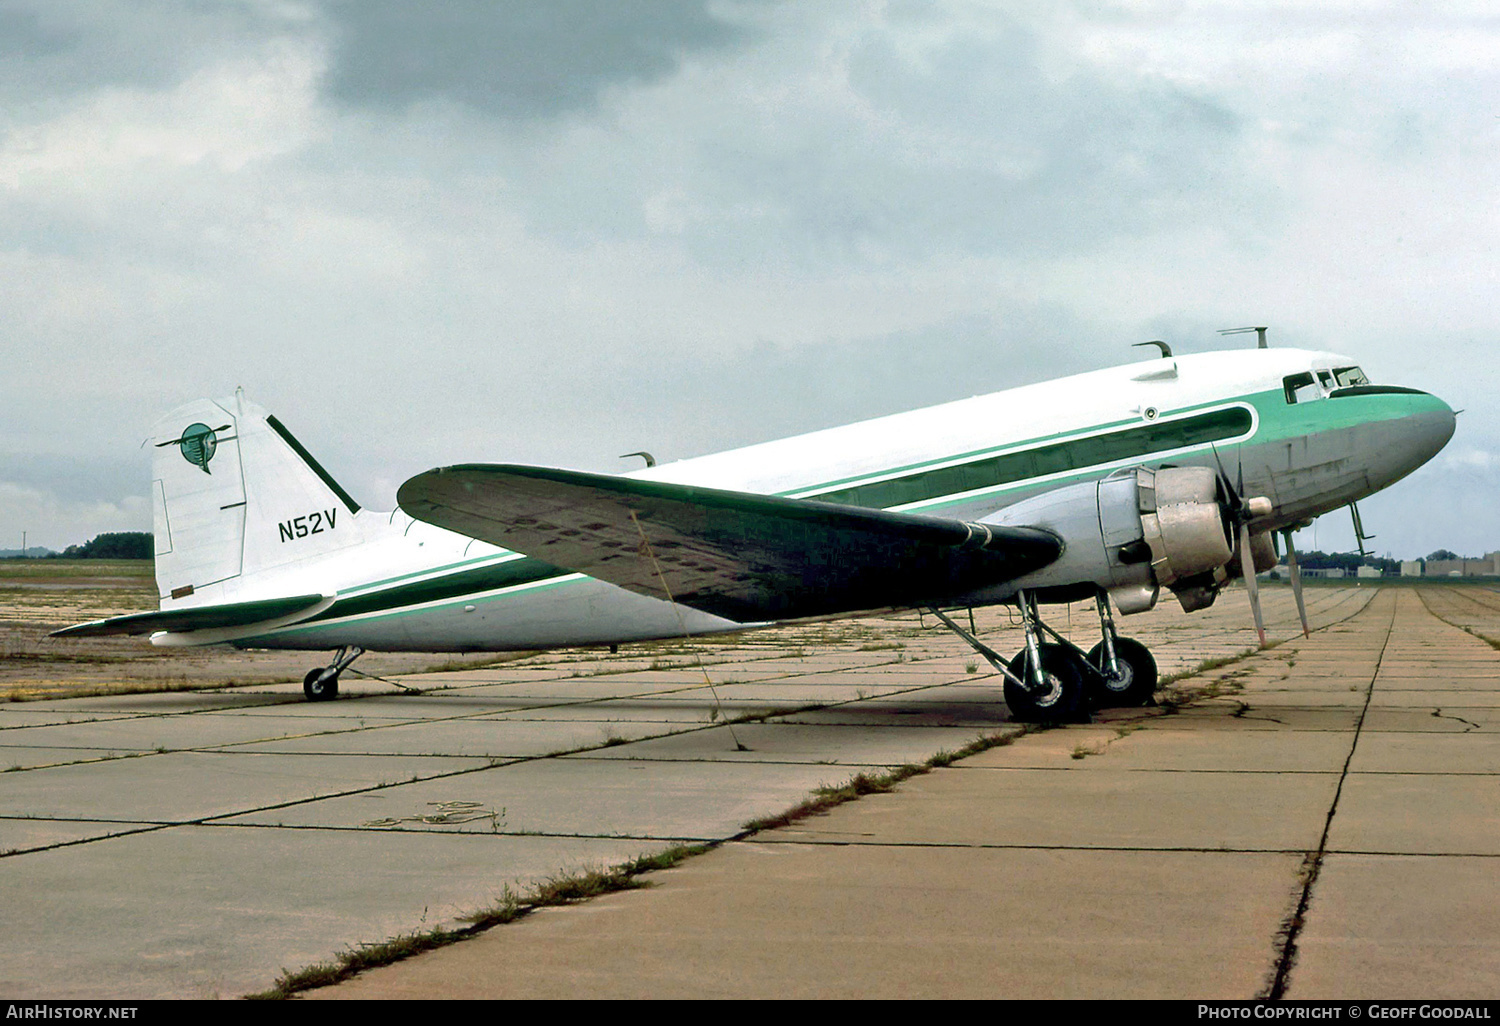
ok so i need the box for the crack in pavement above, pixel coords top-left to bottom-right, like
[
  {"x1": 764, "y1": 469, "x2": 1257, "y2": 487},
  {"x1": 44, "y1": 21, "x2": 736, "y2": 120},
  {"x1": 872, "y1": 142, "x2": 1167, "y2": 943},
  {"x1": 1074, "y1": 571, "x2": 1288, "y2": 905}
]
[{"x1": 1263, "y1": 591, "x2": 1396, "y2": 1000}]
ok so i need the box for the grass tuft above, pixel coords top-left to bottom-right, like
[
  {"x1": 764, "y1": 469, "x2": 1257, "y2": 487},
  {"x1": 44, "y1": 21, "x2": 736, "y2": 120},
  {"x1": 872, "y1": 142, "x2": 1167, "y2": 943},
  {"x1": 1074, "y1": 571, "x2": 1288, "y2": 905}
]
[
  {"x1": 741, "y1": 728, "x2": 1027, "y2": 833},
  {"x1": 246, "y1": 842, "x2": 713, "y2": 999}
]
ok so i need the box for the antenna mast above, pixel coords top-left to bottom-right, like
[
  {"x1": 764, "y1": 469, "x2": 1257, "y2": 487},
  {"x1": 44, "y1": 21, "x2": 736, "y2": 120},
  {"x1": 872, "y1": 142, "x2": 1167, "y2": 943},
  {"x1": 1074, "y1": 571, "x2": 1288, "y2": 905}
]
[{"x1": 1219, "y1": 326, "x2": 1269, "y2": 348}]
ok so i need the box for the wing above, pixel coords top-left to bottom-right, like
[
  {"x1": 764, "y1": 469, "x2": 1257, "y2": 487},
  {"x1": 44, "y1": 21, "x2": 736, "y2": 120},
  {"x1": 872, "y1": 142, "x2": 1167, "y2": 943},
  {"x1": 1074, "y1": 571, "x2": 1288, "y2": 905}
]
[
  {"x1": 51, "y1": 594, "x2": 327, "y2": 638},
  {"x1": 397, "y1": 465, "x2": 1061, "y2": 622}
]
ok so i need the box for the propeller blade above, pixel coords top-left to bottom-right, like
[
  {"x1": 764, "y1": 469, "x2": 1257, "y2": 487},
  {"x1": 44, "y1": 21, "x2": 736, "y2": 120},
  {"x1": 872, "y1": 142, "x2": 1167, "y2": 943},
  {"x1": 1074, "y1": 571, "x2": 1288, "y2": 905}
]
[
  {"x1": 1240, "y1": 522, "x2": 1267, "y2": 648},
  {"x1": 1211, "y1": 445, "x2": 1244, "y2": 515},
  {"x1": 1284, "y1": 530, "x2": 1310, "y2": 639}
]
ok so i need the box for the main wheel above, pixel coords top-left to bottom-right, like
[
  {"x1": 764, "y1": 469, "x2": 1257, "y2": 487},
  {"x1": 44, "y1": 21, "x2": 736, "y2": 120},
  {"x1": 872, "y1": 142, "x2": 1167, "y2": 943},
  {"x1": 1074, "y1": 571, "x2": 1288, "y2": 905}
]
[
  {"x1": 1084, "y1": 637, "x2": 1157, "y2": 708},
  {"x1": 1003, "y1": 644, "x2": 1086, "y2": 723},
  {"x1": 303, "y1": 667, "x2": 340, "y2": 702}
]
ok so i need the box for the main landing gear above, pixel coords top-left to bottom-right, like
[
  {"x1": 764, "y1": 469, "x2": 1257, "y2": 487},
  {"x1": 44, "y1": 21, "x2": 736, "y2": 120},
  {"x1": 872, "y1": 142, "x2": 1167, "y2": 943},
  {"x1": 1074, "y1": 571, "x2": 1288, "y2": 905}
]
[
  {"x1": 928, "y1": 589, "x2": 1159, "y2": 723},
  {"x1": 303, "y1": 645, "x2": 364, "y2": 701}
]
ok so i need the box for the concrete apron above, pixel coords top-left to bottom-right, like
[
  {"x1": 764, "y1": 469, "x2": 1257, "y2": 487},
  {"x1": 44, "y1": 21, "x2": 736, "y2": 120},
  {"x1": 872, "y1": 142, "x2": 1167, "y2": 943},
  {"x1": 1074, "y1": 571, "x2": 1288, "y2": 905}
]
[{"x1": 312, "y1": 589, "x2": 1500, "y2": 1000}]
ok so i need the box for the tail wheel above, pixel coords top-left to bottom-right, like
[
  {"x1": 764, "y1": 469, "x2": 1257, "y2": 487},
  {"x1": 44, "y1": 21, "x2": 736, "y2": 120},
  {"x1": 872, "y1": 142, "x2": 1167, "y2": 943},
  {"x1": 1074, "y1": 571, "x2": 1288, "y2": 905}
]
[
  {"x1": 1003, "y1": 644, "x2": 1087, "y2": 723},
  {"x1": 303, "y1": 668, "x2": 339, "y2": 702},
  {"x1": 1084, "y1": 638, "x2": 1157, "y2": 708}
]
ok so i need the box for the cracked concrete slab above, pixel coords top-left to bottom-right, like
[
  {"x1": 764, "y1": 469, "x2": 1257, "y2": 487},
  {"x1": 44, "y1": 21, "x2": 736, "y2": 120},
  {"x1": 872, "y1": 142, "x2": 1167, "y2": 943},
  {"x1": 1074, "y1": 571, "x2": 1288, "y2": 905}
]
[
  {"x1": 1290, "y1": 854, "x2": 1500, "y2": 999},
  {"x1": 220, "y1": 716, "x2": 704, "y2": 758},
  {"x1": 223, "y1": 756, "x2": 887, "y2": 839},
  {"x1": 1347, "y1": 732, "x2": 1500, "y2": 773},
  {"x1": 1325, "y1": 774, "x2": 1500, "y2": 855},
  {"x1": 0, "y1": 751, "x2": 497, "y2": 823},
  {"x1": 0, "y1": 825, "x2": 661, "y2": 999},
  {"x1": 759, "y1": 762, "x2": 1342, "y2": 852},
  {"x1": 312, "y1": 844, "x2": 1306, "y2": 1000},
  {"x1": 563, "y1": 721, "x2": 1002, "y2": 766},
  {"x1": 0, "y1": 818, "x2": 161, "y2": 854}
]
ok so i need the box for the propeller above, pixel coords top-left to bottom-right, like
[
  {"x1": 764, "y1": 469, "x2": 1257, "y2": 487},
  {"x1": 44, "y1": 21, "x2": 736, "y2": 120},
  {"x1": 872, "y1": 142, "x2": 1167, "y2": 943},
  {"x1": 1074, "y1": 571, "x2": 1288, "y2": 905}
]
[
  {"x1": 1282, "y1": 529, "x2": 1311, "y2": 639},
  {"x1": 1212, "y1": 447, "x2": 1274, "y2": 648}
]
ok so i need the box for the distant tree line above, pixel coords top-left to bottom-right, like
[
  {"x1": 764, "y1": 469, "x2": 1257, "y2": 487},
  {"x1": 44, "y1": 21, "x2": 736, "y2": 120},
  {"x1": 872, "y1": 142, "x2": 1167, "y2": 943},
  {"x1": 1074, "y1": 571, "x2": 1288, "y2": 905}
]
[
  {"x1": 48, "y1": 532, "x2": 154, "y2": 560},
  {"x1": 1290, "y1": 550, "x2": 1400, "y2": 574},
  {"x1": 1287, "y1": 549, "x2": 1492, "y2": 573}
]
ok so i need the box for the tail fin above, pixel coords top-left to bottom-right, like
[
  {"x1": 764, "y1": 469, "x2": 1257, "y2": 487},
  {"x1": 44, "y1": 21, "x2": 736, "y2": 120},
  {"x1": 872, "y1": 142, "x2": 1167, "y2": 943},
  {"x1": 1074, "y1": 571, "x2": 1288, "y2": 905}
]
[{"x1": 151, "y1": 392, "x2": 365, "y2": 603}]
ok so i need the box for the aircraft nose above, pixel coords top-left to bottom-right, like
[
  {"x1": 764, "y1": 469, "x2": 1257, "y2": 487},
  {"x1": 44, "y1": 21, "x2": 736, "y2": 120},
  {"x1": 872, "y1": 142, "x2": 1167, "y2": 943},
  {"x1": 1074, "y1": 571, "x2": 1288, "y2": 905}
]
[
  {"x1": 1379, "y1": 390, "x2": 1457, "y2": 485},
  {"x1": 1409, "y1": 391, "x2": 1457, "y2": 464}
]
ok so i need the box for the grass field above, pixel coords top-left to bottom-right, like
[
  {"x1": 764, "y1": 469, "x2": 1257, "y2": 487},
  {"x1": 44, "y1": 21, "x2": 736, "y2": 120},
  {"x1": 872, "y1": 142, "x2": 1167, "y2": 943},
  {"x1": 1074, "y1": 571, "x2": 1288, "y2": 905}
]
[{"x1": 0, "y1": 560, "x2": 522, "y2": 701}]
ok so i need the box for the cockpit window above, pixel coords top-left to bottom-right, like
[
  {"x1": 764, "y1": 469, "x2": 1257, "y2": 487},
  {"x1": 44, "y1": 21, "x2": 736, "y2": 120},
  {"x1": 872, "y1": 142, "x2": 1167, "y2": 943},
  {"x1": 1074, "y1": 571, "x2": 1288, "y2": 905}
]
[
  {"x1": 1283, "y1": 372, "x2": 1322, "y2": 404},
  {"x1": 1334, "y1": 366, "x2": 1370, "y2": 387},
  {"x1": 1315, "y1": 369, "x2": 1335, "y2": 390}
]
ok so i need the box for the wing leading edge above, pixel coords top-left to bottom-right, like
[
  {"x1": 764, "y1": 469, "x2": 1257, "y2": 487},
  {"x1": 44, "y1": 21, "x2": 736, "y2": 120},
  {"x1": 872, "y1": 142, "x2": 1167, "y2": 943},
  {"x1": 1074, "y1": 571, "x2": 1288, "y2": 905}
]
[{"x1": 398, "y1": 465, "x2": 1062, "y2": 622}]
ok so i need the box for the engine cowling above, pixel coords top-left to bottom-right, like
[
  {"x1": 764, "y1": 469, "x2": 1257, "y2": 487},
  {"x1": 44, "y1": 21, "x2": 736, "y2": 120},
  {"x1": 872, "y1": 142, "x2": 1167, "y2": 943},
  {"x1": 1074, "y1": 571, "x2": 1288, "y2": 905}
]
[
  {"x1": 979, "y1": 466, "x2": 1245, "y2": 615},
  {"x1": 1137, "y1": 467, "x2": 1233, "y2": 587}
]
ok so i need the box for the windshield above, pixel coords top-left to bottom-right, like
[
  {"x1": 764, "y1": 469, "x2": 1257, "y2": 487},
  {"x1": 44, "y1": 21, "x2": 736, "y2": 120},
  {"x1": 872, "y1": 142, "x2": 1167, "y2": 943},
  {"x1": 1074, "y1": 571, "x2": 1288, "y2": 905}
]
[
  {"x1": 1334, "y1": 366, "x2": 1370, "y2": 387},
  {"x1": 1283, "y1": 372, "x2": 1322, "y2": 404}
]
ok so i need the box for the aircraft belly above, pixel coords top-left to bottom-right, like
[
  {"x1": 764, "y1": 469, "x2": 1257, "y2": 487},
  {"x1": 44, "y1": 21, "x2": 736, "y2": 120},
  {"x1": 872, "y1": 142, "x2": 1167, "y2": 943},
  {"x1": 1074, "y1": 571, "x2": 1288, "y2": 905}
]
[{"x1": 237, "y1": 576, "x2": 743, "y2": 653}]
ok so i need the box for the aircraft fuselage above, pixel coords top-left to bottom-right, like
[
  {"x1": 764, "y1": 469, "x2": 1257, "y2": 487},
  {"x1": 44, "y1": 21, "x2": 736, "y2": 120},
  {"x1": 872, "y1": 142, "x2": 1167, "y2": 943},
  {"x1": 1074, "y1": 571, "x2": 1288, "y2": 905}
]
[{"x1": 147, "y1": 347, "x2": 1454, "y2": 652}]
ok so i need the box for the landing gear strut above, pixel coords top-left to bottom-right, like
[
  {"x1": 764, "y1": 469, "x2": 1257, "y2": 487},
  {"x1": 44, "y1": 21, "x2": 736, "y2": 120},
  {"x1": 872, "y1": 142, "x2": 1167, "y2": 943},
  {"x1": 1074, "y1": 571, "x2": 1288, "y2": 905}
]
[
  {"x1": 1084, "y1": 591, "x2": 1158, "y2": 708},
  {"x1": 303, "y1": 646, "x2": 364, "y2": 702},
  {"x1": 928, "y1": 588, "x2": 1159, "y2": 721},
  {"x1": 928, "y1": 591, "x2": 1086, "y2": 723}
]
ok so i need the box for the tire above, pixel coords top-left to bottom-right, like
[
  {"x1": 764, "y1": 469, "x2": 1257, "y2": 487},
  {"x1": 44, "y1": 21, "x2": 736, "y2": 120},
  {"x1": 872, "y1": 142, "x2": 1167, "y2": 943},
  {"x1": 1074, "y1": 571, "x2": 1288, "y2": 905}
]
[
  {"x1": 1084, "y1": 637, "x2": 1157, "y2": 708},
  {"x1": 1003, "y1": 643, "x2": 1087, "y2": 723},
  {"x1": 303, "y1": 668, "x2": 339, "y2": 702}
]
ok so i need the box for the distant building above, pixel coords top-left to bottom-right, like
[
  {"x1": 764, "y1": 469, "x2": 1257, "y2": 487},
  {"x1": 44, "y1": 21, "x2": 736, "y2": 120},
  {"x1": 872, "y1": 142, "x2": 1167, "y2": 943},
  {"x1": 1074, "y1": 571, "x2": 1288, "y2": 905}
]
[
  {"x1": 1401, "y1": 561, "x2": 1423, "y2": 577},
  {"x1": 1356, "y1": 565, "x2": 1382, "y2": 578},
  {"x1": 1424, "y1": 558, "x2": 1496, "y2": 577},
  {"x1": 1305, "y1": 567, "x2": 1346, "y2": 579}
]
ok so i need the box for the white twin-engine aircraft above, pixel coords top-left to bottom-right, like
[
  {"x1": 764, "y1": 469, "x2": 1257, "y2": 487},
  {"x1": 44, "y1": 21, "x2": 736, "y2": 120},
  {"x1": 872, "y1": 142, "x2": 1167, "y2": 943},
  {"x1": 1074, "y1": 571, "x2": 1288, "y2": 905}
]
[{"x1": 57, "y1": 345, "x2": 1455, "y2": 721}]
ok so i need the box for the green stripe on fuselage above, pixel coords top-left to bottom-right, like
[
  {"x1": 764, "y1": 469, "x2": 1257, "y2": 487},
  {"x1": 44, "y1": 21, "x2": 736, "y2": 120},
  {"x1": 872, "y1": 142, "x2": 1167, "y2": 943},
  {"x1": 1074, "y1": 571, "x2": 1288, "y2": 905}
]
[
  {"x1": 807, "y1": 406, "x2": 1253, "y2": 509},
  {"x1": 299, "y1": 555, "x2": 566, "y2": 624},
  {"x1": 291, "y1": 384, "x2": 1410, "y2": 629}
]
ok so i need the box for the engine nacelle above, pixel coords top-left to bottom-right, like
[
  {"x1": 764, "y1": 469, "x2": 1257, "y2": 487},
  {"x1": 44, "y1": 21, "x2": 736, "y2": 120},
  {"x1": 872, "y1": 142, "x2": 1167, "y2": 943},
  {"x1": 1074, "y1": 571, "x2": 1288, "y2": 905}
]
[
  {"x1": 1137, "y1": 466, "x2": 1234, "y2": 587},
  {"x1": 980, "y1": 466, "x2": 1239, "y2": 615}
]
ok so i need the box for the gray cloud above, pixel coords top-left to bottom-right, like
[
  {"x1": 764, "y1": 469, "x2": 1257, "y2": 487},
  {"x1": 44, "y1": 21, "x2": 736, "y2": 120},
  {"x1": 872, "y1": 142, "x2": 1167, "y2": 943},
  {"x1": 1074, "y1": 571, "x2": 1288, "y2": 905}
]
[
  {"x1": 0, "y1": 0, "x2": 305, "y2": 113},
  {"x1": 468, "y1": 5, "x2": 1252, "y2": 273},
  {"x1": 322, "y1": 0, "x2": 755, "y2": 118}
]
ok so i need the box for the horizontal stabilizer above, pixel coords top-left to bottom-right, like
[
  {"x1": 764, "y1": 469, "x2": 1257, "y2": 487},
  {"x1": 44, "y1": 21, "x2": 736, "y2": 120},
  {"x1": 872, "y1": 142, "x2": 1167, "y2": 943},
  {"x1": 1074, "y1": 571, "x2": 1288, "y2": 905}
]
[
  {"x1": 398, "y1": 465, "x2": 1061, "y2": 622},
  {"x1": 51, "y1": 594, "x2": 327, "y2": 638}
]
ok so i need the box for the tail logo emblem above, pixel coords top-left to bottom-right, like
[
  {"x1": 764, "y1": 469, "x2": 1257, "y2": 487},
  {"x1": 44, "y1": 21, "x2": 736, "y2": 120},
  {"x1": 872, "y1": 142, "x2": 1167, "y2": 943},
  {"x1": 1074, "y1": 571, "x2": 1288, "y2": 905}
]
[
  {"x1": 164, "y1": 423, "x2": 220, "y2": 474},
  {"x1": 155, "y1": 422, "x2": 232, "y2": 473}
]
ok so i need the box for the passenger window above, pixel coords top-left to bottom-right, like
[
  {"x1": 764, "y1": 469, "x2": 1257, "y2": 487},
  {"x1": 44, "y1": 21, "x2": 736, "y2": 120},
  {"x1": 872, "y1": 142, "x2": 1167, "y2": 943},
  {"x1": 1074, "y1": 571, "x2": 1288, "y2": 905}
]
[{"x1": 1283, "y1": 372, "x2": 1321, "y2": 404}]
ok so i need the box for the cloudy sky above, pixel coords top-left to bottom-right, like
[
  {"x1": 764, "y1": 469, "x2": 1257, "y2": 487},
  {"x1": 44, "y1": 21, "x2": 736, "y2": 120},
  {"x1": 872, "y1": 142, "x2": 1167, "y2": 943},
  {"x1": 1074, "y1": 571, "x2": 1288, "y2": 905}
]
[{"x1": 1, "y1": 0, "x2": 1496, "y2": 558}]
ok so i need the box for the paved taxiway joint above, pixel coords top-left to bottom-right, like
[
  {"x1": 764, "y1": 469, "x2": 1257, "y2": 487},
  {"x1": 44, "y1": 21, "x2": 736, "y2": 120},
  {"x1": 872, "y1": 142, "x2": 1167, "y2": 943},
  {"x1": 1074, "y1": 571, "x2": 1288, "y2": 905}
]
[
  {"x1": 2, "y1": 586, "x2": 1494, "y2": 998},
  {"x1": 305, "y1": 588, "x2": 1500, "y2": 1000}
]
